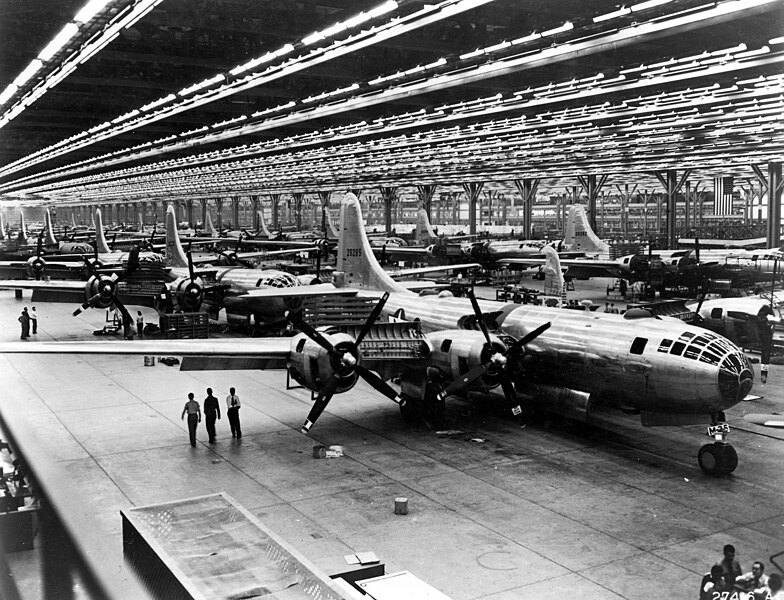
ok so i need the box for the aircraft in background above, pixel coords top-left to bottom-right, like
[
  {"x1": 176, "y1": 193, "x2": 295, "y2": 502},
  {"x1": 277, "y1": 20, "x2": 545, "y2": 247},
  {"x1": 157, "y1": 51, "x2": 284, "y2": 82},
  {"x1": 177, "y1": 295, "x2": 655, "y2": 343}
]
[{"x1": 0, "y1": 194, "x2": 757, "y2": 478}]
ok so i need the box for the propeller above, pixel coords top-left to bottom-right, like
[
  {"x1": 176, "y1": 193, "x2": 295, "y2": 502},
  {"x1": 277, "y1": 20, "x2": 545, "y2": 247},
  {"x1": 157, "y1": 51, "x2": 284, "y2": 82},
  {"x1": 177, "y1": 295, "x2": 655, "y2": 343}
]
[
  {"x1": 285, "y1": 292, "x2": 404, "y2": 433},
  {"x1": 28, "y1": 232, "x2": 46, "y2": 280},
  {"x1": 73, "y1": 247, "x2": 139, "y2": 317},
  {"x1": 437, "y1": 288, "x2": 551, "y2": 418}
]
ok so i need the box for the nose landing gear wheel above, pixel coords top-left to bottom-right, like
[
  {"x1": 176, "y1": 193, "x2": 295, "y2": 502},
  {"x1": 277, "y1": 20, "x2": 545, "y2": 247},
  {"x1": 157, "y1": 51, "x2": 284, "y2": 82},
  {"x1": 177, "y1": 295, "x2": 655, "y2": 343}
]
[{"x1": 698, "y1": 443, "x2": 738, "y2": 477}]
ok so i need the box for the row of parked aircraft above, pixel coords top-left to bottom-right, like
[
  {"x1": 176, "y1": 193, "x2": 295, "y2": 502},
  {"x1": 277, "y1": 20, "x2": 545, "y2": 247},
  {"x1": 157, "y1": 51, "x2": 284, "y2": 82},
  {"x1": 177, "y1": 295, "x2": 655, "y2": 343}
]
[{"x1": 2, "y1": 194, "x2": 781, "y2": 478}]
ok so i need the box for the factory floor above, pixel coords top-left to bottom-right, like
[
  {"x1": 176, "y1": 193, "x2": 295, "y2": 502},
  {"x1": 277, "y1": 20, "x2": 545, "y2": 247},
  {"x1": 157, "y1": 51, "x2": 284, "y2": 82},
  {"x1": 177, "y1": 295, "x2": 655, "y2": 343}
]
[{"x1": 1, "y1": 276, "x2": 783, "y2": 600}]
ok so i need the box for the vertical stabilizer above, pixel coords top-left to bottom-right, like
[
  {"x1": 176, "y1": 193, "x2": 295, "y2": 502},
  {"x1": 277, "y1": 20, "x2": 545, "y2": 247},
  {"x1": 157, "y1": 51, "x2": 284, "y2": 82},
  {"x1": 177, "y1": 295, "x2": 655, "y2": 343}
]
[
  {"x1": 563, "y1": 205, "x2": 609, "y2": 254},
  {"x1": 18, "y1": 212, "x2": 28, "y2": 243},
  {"x1": 258, "y1": 208, "x2": 272, "y2": 238},
  {"x1": 205, "y1": 211, "x2": 219, "y2": 237},
  {"x1": 542, "y1": 245, "x2": 566, "y2": 304},
  {"x1": 336, "y1": 194, "x2": 409, "y2": 293},
  {"x1": 0, "y1": 212, "x2": 5, "y2": 240},
  {"x1": 71, "y1": 214, "x2": 77, "y2": 229},
  {"x1": 90, "y1": 213, "x2": 96, "y2": 230},
  {"x1": 414, "y1": 208, "x2": 437, "y2": 242},
  {"x1": 94, "y1": 209, "x2": 112, "y2": 254},
  {"x1": 165, "y1": 205, "x2": 189, "y2": 268},
  {"x1": 44, "y1": 209, "x2": 58, "y2": 245},
  {"x1": 138, "y1": 212, "x2": 144, "y2": 232}
]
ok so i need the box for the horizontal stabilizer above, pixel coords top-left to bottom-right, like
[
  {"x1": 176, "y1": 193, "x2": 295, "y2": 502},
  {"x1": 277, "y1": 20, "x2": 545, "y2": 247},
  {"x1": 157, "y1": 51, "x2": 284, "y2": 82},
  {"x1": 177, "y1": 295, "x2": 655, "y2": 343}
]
[{"x1": 743, "y1": 413, "x2": 784, "y2": 428}]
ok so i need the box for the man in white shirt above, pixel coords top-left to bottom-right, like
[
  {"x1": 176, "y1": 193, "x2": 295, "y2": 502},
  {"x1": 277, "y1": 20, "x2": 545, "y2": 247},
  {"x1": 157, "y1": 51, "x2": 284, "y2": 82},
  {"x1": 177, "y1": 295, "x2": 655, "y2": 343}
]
[
  {"x1": 226, "y1": 387, "x2": 242, "y2": 439},
  {"x1": 30, "y1": 307, "x2": 38, "y2": 334}
]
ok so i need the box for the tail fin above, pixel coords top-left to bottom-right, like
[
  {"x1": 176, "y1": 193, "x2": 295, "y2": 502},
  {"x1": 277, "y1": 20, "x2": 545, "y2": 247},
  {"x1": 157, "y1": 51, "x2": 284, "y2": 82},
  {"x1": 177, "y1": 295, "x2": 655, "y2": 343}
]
[
  {"x1": 205, "y1": 211, "x2": 219, "y2": 237},
  {"x1": 165, "y1": 205, "x2": 189, "y2": 268},
  {"x1": 0, "y1": 212, "x2": 5, "y2": 240},
  {"x1": 44, "y1": 209, "x2": 58, "y2": 245},
  {"x1": 326, "y1": 206, "x2": 340, "y2": 239},
  {"x1": 414, "y1": 208, "x2": 437, "y2": 243},
  {"x1": 138, "y1": 212, "x2": 144, "y2": 232},
  {"x1": 18, "y1": 211, "x2": 28, "y2": 243},
  {"x1": 336, "y1": 193, "x2": 408, "y2": 293},
  {"x1": 94, "y1": 209, "x2": 111, "y2": 254},
  {"x1": 71, "y1": 214, "x2": 77, "y2": 229},
  {"x1": 563, "y1": 205, "x2": 609, "y2": 254},
  {"x1": 542, "y1": 245, "x2": 566, "y2": 304},
  {"x1": 258, "y1": 207, "x2": 272, "y2": 238},
  {"x1": 90, "y1": 213, "x2": 96, "y2": 230}
]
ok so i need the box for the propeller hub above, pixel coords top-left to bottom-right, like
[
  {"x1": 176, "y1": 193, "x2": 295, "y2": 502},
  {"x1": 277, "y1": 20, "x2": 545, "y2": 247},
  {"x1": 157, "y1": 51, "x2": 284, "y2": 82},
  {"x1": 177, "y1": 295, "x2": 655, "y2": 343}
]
[{"x1": 341, "y1": 353, "x2": 357, "y2": 369}]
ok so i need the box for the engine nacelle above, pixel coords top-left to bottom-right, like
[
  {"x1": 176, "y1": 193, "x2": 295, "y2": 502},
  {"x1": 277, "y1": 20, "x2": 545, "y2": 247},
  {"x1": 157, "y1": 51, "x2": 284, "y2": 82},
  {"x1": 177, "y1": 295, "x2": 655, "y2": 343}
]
[
  {"x1": 168, "y1": 276, "x2": 205, "y2": 311},
  {"x1": 287, "y1": 332, "x2": 359, "y2": 395},
  {"x1": 84, "y1": 275, "x2": 117, "y2": 309},
  {"x1": 523, "y1": 383, "x2": 592, "y2": 423},
  {"x1": 427, "y1": 329, "x2": 507, "y2": 391},
  {"x1": 26, "y1": 255, "x2": 46, "y2": 279}
]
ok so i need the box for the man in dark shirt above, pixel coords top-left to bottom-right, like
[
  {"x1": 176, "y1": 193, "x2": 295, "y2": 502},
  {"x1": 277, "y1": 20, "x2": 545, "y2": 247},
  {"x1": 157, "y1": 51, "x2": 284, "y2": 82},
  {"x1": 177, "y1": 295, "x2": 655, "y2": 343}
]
[
  {"x1": 203, "y1": 388, "x2": 221, "y2": 444},
  {"x1": 181, "y1": 393, "x2": 201, "y2": 447}
]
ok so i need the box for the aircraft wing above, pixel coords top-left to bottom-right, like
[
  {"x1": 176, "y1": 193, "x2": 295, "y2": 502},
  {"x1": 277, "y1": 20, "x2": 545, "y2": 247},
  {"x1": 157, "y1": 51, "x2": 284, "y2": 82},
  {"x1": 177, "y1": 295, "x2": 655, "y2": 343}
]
[
  {"x1": 399, "y1": 281, "x2": 452, "y2": 291},
  {"x1": 0, "y1": 338, "x2": 291, "y2": 371},
  {"x1": 238, "y1": 247, "x2": 319, "y2": 260},
  {"x1": 238, "y1": 239, "x2": 324, "y2": 248},
  {"x1": 0, "y1": 279, "x2": 86, "y2": 291},
  {"x1": 235, "y1": 284, "x2": 358, "y2": 299},
  {"x1": 500, "y1": 257, "x2": 623, "y2": 279},
  {"x1": 388, "y1": 263, "x2": 481, "y2": 278},
  {"x1": 372, "y1": 246, "x2": 431, "y2": 258}
]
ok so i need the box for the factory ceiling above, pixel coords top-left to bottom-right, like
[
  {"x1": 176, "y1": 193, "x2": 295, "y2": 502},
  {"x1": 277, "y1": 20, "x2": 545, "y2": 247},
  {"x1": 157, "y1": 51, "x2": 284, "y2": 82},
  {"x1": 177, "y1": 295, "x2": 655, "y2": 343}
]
[{"x1": 0, "y1": 0, "x2": 782, "y2": 204}]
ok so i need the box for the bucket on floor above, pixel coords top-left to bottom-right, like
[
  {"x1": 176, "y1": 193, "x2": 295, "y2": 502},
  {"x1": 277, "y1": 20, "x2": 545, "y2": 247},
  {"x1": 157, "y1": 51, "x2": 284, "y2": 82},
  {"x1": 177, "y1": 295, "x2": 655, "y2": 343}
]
[
  {"x1": 143, "y1": 356, "x2": 155, "y2": 367},
  {"x1": 312, "y1": 445, "x2": 327, "y2": 459},
  {"x1": 394, "y1": 497, "x2": 408, "y2": 515}
]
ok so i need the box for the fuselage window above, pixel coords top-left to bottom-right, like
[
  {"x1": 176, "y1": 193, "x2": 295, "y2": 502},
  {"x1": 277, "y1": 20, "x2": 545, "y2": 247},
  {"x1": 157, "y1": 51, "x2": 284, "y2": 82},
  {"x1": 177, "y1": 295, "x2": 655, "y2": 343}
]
[
  {"x1": 710, "y1": 307, "x2": 723, "y2": 319},
  {"x1": 440, "y1": 339, "x2": 452, "y2": 352},
  {"x1": 630, "y1": 337, "x2": 647, "y2": 355},
  {"x1": 678, "y1": 331, "x2": 695, "y2": 342},
  {"x1": 699, "y1": 351, "x2": 720, "y2": 366},
  {"x1": 692, "y1": 336, "x2": 710, "y2": 347},
  {"x1": 658, "y1": 339, "x2": 673, "y2": 353},
  {"x1": 296, "y1": 339, "x2": 306, "y2": 353},
  {"x1": 685, "y1": 345, "x2": 701, "y2": 360},
  {"x1": 670, "y1": 341, "x2": 686, "y2": 356}
]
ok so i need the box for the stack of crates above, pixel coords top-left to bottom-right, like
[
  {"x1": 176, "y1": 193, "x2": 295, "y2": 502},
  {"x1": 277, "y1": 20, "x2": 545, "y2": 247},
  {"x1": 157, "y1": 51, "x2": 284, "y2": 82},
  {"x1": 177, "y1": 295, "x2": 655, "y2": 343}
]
[{"x1": 159, "y1": 313, "x2": 209, "y2": 339}]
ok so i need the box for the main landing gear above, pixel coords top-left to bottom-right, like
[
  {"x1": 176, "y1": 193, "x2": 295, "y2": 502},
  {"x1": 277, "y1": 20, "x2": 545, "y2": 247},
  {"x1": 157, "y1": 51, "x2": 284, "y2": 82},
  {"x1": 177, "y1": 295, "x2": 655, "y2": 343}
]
[{"x1": 697, "y1": 420, "x2": 738, "y2": 477}]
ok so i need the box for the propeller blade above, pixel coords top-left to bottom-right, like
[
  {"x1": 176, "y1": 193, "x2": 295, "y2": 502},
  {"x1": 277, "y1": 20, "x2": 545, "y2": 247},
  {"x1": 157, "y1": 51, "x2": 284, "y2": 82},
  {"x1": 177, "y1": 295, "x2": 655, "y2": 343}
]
[
  {"x1": 73, "y1": 292, "x2": 102, "y2": 316},
  {"x1": 187, "y1": 249, "x2": 195, "y2": 280},
  {"x1": 81, "y1": 255, "x2": 97, "y2": 276},
  {"x1": 509, "y1": 322, "x2": 551, "y2": 352},
  {"x1": 466, "y1": 288, "x2": 492, "y2": 346},
  {"x1": 355, "y1": 292, "x2": 389, "y2": 347},
  {"x1": 500, "y1": 378, "x2": 523, "y2": 417},
  {"x1": 301, "y1": 376, "x2": 341, "y2": 433},
  {"x1": 439, "y1": 364, "x2": 488, "y2": 399},
  {"x1": 356, "y1": 365, "x2": 404, "y2": 405},
  {"x1": 285, "y1": 311, "x2": 336, "y2": 355}
]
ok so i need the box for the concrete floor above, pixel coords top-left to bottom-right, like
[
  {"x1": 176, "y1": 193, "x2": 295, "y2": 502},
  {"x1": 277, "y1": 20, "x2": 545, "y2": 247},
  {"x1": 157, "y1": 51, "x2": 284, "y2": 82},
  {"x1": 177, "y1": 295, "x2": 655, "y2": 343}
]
[{"x1": 1, "y1": 278, "x2": 783, "y2": 600}]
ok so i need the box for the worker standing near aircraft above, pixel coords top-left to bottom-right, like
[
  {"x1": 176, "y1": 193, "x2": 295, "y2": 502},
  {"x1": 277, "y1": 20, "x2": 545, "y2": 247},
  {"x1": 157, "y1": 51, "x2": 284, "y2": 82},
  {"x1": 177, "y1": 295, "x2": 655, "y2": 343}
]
[
  {"x1": 226, "y1": 387, "x2": 242, "y2": 439},
  {"x1": 181, "y1": 393, "x2": 201, "y2": 448},
  {"x1": 30, "y1": 306, "x2": 38, "y2": 335},
  {"x1": 136, "y1": 311, "x2": 144, "y2": 340},
  {"x1": 18, "y1": 308, "x2": 30, "y2": 339},
  {"x1": 203, "y1": 387, "x2": 220, "y2": 444}
]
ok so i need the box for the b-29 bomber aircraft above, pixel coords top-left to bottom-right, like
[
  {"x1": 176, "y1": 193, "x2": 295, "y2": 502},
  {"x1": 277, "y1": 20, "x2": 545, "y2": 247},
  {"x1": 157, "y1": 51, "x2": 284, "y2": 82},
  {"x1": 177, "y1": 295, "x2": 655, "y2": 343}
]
[{"x1": 0, "y1": 195, "x2": 756, "y2": 477}]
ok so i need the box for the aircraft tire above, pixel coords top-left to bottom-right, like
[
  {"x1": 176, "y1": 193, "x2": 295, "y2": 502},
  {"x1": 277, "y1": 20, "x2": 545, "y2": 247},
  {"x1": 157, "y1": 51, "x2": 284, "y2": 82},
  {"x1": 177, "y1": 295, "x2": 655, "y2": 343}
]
[{"x1": 698, "y1": 443, "x2": 738, "y2": 476}]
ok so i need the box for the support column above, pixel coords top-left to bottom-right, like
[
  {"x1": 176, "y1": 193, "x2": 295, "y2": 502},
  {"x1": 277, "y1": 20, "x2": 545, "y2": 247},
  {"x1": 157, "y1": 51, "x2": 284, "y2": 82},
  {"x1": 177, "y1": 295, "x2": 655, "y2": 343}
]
[
  {"x1": 270, "y1": 194, "x2": 280, "y2": 230},
  {"x1": 615, "y1": 183, "x2": 638, "y2": 242},
  {"x1": 293, "y1": 193, "x2": 304, "y2": 231},
  {"x1": 251, "y1": 196, "x2": 260, "y2": 231},
  {"x1": 231, "y1": 197, "x2": 240, "y2": 230},
  {"x1": 185, "y1": 199, "x2": 194, "y2": 229},
  {"x1": 654, "y1": 169, "x2": 691, "y2": 249},
  {"x1": 577, "y1": 174, "x2": 609, "y2": 233},
  {"x1": 767, "y1": 161, "x2": 782, "y2": 247},
  {"x1": 751, "y1": 165, "x2": 770, "y2": 228},
  {"x1": 348, "y1": 188, "x2": 363, "y2": 199},
  {"x1": 379, "y1": 187, "x2": 397, "y2": 234},
  {"x1": 318, "y1": 191, "x2": 331, "y2": 236},
  {"x1": 462, "y1": 182, "x2": 484, "y2": 236},
  {"x1": 416, "y1": 184, "x2": 437, "y2": 222},
  {"x1": 514, "y1": 178, "x2": 540, "y2": 239},
  {"x1": 215, "y1": 198, "x2": 224, "y2": 231}
]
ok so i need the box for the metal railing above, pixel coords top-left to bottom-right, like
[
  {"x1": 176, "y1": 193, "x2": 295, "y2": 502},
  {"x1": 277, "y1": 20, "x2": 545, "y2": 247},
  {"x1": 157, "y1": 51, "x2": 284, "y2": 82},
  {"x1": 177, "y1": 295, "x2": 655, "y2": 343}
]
[{"x1": 0, "y1": 408, "x2": 149, "y2": 600}]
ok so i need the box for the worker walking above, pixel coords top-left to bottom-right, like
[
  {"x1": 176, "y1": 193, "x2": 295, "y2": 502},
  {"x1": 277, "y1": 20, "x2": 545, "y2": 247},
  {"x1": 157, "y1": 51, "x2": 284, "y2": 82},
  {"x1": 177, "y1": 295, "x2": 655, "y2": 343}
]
[
  {"x1": 181, "y1": 393, "x2": 201, "y2": 447},
  {"x1": 226, "y1": 387, "x2": 242, "y2": 439},
  {"x1": 203, "y1": 387, "x2": 221, "y2": 444}
]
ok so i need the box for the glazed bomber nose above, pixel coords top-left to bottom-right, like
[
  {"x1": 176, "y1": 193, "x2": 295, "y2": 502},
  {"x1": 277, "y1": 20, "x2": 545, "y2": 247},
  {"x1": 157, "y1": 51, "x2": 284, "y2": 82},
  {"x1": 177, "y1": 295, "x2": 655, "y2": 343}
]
[{"x1": 718, "y1": 351, "x2": 754, "y2": 405}]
